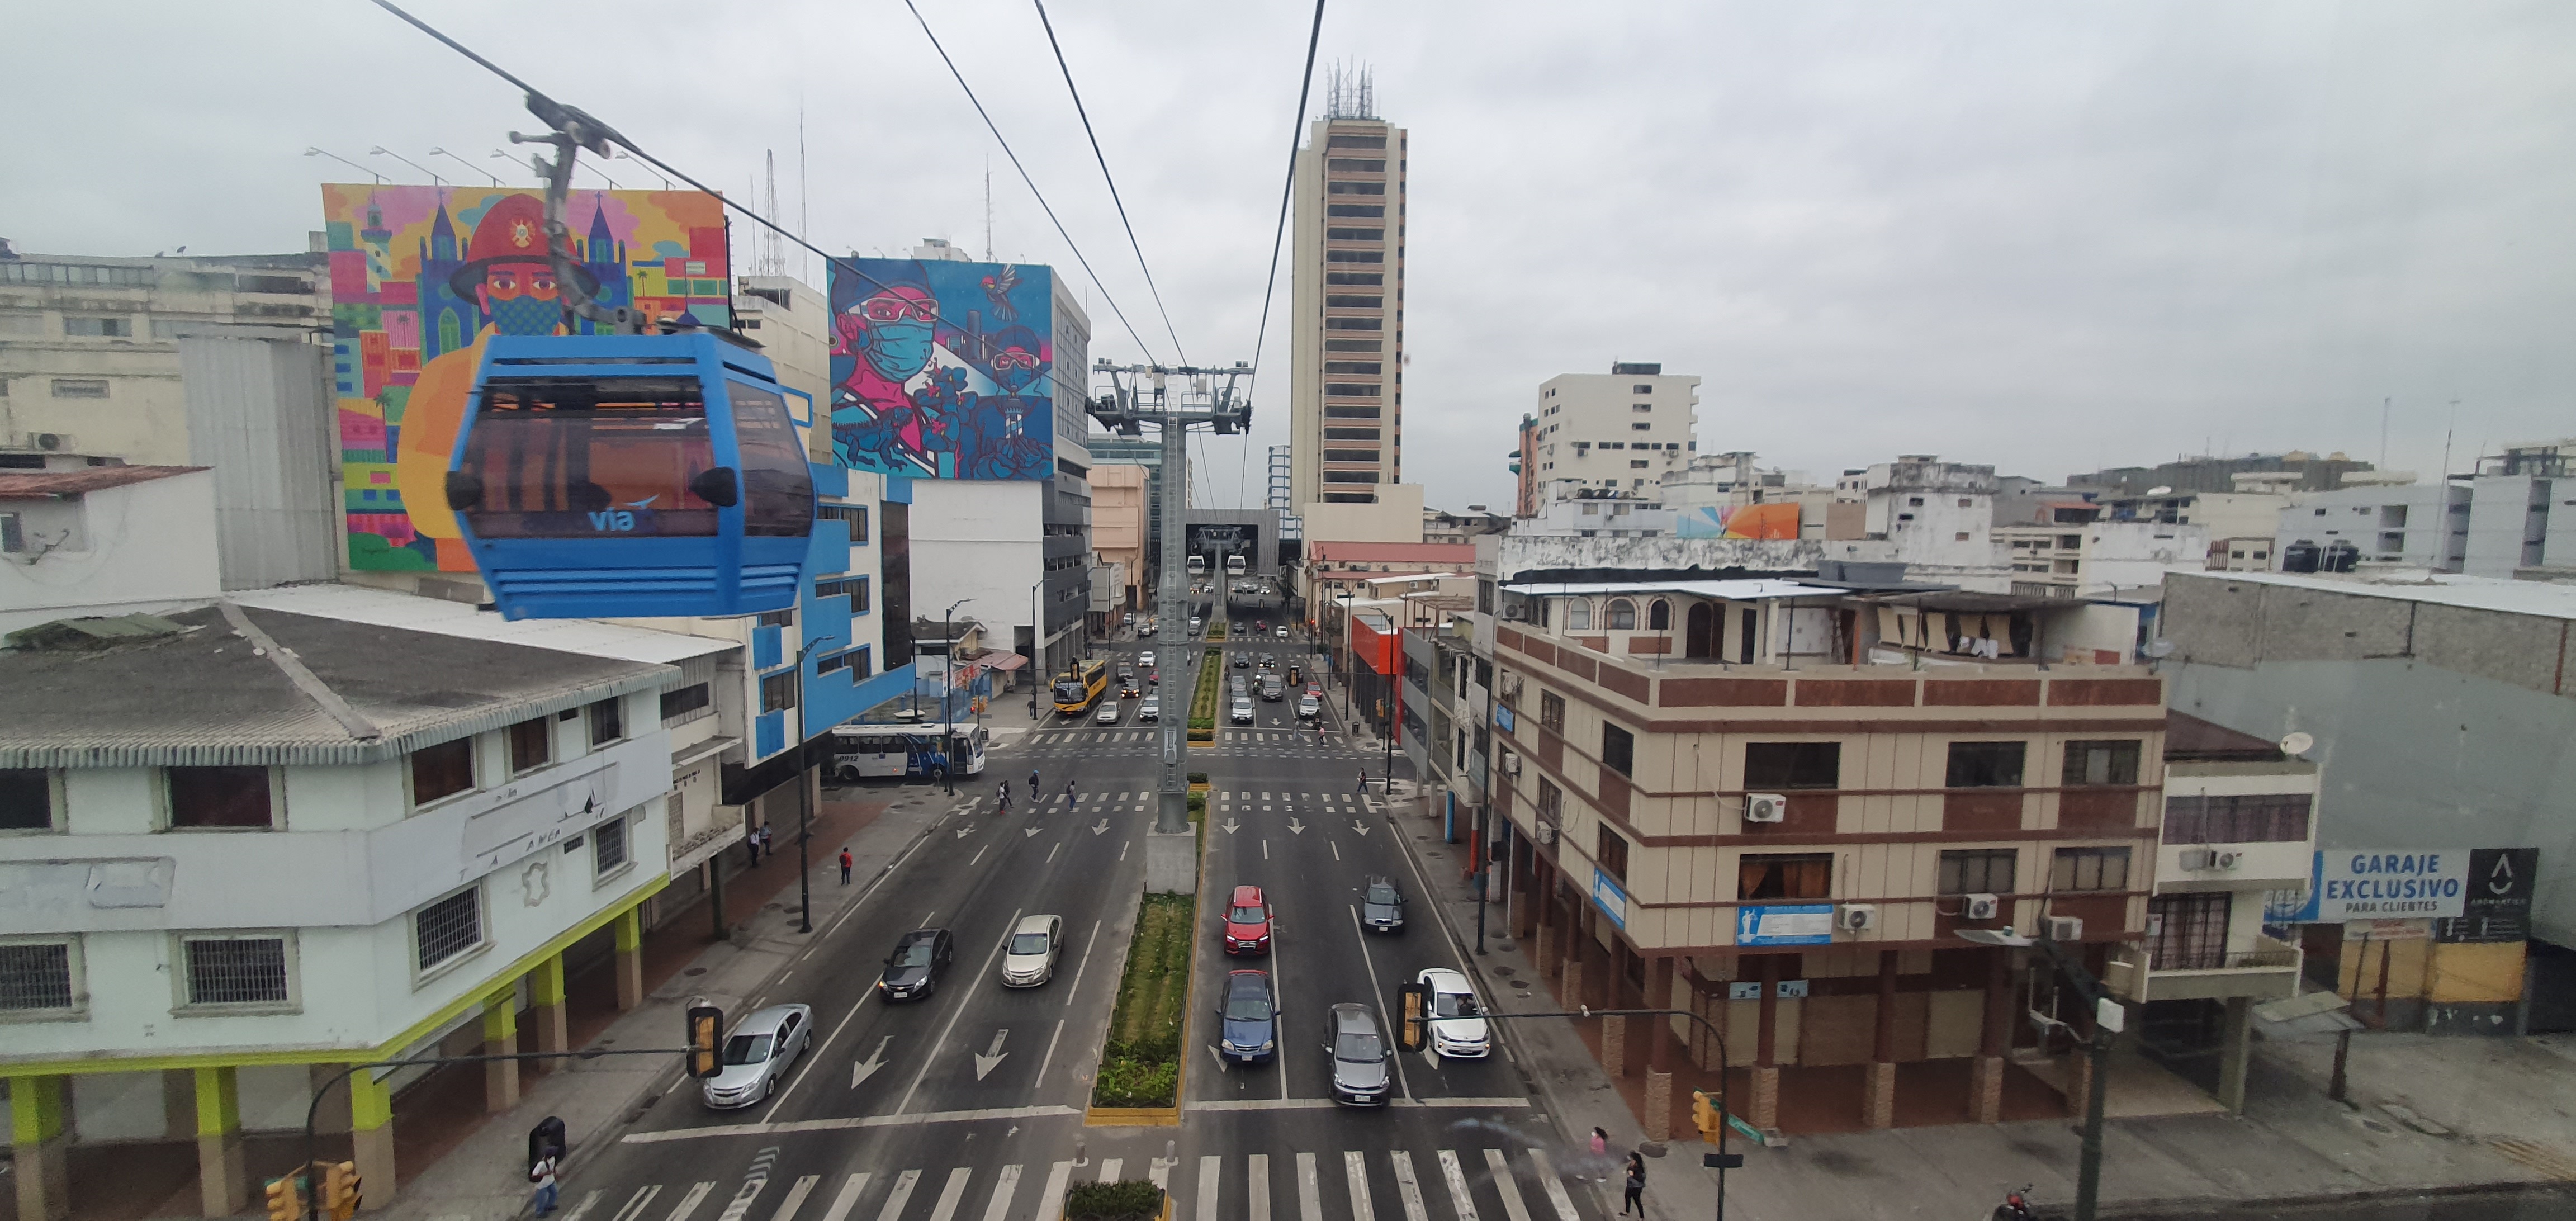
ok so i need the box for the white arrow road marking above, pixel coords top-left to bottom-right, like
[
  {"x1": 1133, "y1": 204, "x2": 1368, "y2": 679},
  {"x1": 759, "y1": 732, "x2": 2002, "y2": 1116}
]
[
  {"x1": 973, "y1": 1029, "x2": 1011, "y2": 1080},
  {"x1": 1351, "y1": 820, "x2": 1371, "y2": 835},
  {"x1": 1091, "y1": 820, "x2": 1110, "y2": 835},
  {"x1": 1221, "y1": 820, "x2": 1242, "y2": 834},
  {"x1": 851, "y1": 1037, "x2": 891, "y2": 1089},
  {"x1": 1286, "y1": 818, "x2": 1306, "y2": 835},
  {"x1": 1024, "y1": 826, "x2": 1042, "y2": 838},
  {"x1": 954, "y1": 826, "x2": 973, "y2": 839}
]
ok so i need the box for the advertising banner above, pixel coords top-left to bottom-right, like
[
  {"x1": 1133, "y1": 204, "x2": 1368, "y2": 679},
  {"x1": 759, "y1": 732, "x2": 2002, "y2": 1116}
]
[
  {"x1": 2280, "y1": 851, "x2": 2471, "y2": 922},
  {"x1": 2436, "y1": 848, "x2": 2539, "y2": 944},
  {"x1": 1592, "y1": 867, "x2": 1629, "y2": 930},
  {"x1": 1735, "y1": 903, "x2": 1835, "y2": 946}
]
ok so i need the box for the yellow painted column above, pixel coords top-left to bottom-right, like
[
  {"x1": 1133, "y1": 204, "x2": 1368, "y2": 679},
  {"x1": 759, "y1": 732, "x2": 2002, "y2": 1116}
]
[
  {"x1": 531, "y1": 953, "x2": 571, "y2": 1069},
  {"x1": 195, "y1": 1066, "x2": 249, "y2": 1217},
  {"x1": 614, "y1": 905, "x2": 646, "y2": 1011},
  {"x1": 484, "y1": 990, "x2": 521, "y2": 1113},
  {"x1": 347, "y1": 1068, "x2": 397, "y2": 1211},
  {"x1": 11, "y1": 1074, "x2": 72, "y2": 1221}
]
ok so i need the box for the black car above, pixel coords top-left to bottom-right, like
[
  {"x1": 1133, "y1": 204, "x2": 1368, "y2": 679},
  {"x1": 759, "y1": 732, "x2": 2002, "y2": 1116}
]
[
  {"x1": 1361, "y1": 875, "x2": 1406, "y2": 933},
  {"x1": 877, "y1": 928, "x2": 954, "y2": 1001},
  {"x1": 1233, "y1": 654, "x2": 1251, "y2": 669}
]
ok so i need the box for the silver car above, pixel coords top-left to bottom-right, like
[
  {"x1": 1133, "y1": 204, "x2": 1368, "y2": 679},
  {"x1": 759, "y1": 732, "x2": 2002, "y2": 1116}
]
[
  {"x1": 1326, "y1": 1002, "x2": 1391, "y2": 1106},
  {"x1": 1002, "y1": 914, "x2": 1064, "y2": 987},
  {"x1": 701, "y1": 1004, "x2": 812, "y2": 1109}
]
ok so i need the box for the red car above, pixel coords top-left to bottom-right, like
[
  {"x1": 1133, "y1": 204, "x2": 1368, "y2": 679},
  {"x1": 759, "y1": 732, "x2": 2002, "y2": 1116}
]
[{"x1": 1223, "y1": 884, "x2": 1272, "y2": 955}]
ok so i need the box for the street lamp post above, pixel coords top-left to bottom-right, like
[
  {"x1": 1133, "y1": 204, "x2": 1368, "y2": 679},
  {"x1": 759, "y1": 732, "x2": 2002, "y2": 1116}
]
[
  {"x1": 303, "y1": 147, "x2": 381, "y2": 183},
  {"x1": 938, "y1": 598, "x2": 970, "y2": 797},
  {"x1": 1957, "y1": 927, "x2": 2118, "y2": 1221},
  {"x1": 427, "y1": 146, "x2": 500, "y2": 186},
  {"x1": 367, "y1": 146, "x2": 445, "y2": 185},
  {"x1": 1029, "y1": 581, "x2": 1043, "y2": 717}
]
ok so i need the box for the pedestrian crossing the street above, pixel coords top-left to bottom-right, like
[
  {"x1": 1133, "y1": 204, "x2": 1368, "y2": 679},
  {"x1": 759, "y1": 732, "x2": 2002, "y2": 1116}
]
[
  {"x1": 1012, "y1": 728, "x2": 1351, "y2": 753},
  {"x1": 1211, "y1": 791, "x2": 1375, "y2": 817},
  {"x1": 577, "y1": 1147, "x2": 1592, "y2": 1221}
]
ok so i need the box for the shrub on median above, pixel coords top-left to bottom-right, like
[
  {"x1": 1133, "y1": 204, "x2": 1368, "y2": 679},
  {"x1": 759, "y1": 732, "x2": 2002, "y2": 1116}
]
[{"x1": 1064, "y1": 1180, "x2": 1164, "y2": 1220}]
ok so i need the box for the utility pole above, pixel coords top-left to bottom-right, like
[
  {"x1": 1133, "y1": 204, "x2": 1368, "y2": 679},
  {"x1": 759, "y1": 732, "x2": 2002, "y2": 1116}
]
[{"x1": 1091, "y1": 361, "x2": 1253, "y2": 843}]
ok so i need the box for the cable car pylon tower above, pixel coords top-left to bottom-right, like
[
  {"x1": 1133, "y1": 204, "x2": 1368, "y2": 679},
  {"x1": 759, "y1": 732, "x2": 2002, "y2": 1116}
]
[{"x1": 1089, "y1": 362, "x2": 1252, "y2": 873}]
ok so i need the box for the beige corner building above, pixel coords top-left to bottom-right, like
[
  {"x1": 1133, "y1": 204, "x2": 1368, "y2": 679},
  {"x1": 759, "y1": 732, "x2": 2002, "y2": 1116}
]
[{"x1": 1288, "y1": 77, "x2": 1407, "y2": 510}]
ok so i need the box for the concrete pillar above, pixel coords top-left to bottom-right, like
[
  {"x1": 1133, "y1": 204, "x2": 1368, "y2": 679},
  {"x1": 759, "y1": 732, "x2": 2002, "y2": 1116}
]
[
  {"x1": 1602, "y1": 1015, "x2": 1627, "y2": 1079},
  {"x1": 194, "y1": 1066, "x2": 249, "y2": 1217},
  {"x1": 483, "y1": 990, "x2": 520, "y2": 1113},
  {"x1": 12, "y1": 1073, "x2": 73, "y2": 1221},
  {"x1": 1864, "y1": 949, "x2": 1898, "y2": 1129},
  {"x1": 306, "y1": 1064, "x2": 353, "y2": 1135},
  {"x1": 2217, "y1": 996, "x2": 2253, "y2": 1114},
  {"x1": 614, "y1": 905, "x2": 646, "y2": 1011},
  {"x1": 162, "y1": 1069, "x2": 197, "y2": 1140},
  {"x1": 1561, "y1": 905, "x2": 1588, "y2": 1010},
  {"x1": 348, "y1": 1068, "x2": 397, "y2": 1211},
  {"x1": 531, "y1": 953, "x2": 571, "y2": 1070},
  {"x1": 1645, "y1": 955, "x2": 1675, "y2": 1142},
  {"x1": 1973, "y1": 947, "x2": 2012, "y2": 1124},
  {"x1": 1750, "y1": 954, "x2": 1782, "y2": 1130}
]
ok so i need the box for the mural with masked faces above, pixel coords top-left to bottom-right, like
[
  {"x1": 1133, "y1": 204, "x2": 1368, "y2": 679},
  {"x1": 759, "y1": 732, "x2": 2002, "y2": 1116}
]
[
  {"x1": 320, "y1": 184, "x2": 731, "y2": 571},
  {"x1": 827, "y1": 258, "x2": 1058, "y2": 480}
]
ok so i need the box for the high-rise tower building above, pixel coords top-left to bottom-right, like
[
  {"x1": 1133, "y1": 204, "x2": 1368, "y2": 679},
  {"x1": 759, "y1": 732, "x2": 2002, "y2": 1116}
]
[{"x1": 1289, "y1": 67, "x2": 1407, "y2": 508}]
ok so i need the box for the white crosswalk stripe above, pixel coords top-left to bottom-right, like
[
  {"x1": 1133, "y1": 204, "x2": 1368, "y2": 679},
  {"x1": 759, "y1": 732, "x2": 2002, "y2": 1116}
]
[{"x1": 607, "y1": 1148, "x2": 1584, "y2": 1221}]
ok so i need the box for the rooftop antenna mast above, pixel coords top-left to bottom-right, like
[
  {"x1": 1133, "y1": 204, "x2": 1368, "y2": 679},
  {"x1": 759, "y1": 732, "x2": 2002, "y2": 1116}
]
[
  {"x1": 985, "y1": 157, "x2": 994, "y2": 261},
  {"x1": 761, "y1": 149, "x2": 782, "y2": 276}
]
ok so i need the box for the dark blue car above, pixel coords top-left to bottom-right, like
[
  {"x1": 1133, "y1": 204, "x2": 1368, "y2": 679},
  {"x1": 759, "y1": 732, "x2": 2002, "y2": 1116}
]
[{"x1": 1219, "y1": 969, "x2": 1276, "y2": 1064}]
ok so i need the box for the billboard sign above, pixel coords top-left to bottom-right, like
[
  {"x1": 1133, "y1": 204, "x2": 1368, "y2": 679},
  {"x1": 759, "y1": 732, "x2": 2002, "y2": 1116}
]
[
  {"x1": 826, "y1": 258, "x2": 1057, "y2": 480},
  {"x1": 1591, "y1": 867, "x2": 1629, "y2": 930},
  {"x1": 321, "y1": 185, "x2": 732, "y2": 572},
  {"x1": 1735, "y1": 903, "x2": 1835, "y2": 946},
  {"x1": 2279, "y1": 851, "x2": 2471, "y2": 923},
  {"x1": 2436, "y1": 848, "x2": 2538, "y2": 944}
]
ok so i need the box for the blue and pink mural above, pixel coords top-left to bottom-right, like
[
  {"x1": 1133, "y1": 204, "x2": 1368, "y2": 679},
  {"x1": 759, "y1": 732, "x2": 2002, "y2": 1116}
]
[{"x1": 827, "y1": 258, "x2": 1056, "y2": 481}]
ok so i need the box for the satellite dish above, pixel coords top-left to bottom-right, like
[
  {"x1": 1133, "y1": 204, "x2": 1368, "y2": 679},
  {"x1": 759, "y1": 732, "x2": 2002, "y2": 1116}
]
[
  {"x1": 2146, "y1": 485, "x2": 2174, "y2": 496},
  {"x1": 2144, "y1": 638, "x2": 2176, "y2": 658},
  {"x1": 2280, "y1": 731, "x2": 2315, "y2": 756}
]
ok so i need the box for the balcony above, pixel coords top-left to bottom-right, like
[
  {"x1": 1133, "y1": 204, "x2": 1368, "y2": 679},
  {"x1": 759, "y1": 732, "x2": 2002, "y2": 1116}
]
[{"x1": 2117, "y1": 935, "x2": 2303, "y2": 1003}]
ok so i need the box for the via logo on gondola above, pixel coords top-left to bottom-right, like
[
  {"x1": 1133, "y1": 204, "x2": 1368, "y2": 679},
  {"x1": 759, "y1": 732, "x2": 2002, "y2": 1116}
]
[{"x1": 588, "y1": 496, "x2": 659, "y2": 533}]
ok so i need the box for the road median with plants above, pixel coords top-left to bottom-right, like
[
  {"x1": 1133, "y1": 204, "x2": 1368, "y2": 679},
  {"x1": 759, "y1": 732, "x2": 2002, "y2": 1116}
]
[
  {"x1": 1186, "y1": 648, "x2": 1221, "y2": 744},
  {"x1": 1086, "y1": 889, "x2": 1194, "y2": 1123}
]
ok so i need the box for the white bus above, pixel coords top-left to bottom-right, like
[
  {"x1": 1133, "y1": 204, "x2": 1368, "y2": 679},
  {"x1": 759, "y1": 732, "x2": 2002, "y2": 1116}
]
[
  {"x1": 1225, "y1": 555, "x2": 1248, "y2": 577},
  {"x1": 828, "y1": 722, "x2": 988, "y2": 783}
]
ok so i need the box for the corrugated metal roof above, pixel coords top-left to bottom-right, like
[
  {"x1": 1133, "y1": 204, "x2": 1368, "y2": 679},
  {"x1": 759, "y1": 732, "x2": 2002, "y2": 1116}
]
[
  {"x1": 1499, "y1": 577, "x2": 1841, "y2": 602},
  {"x1": 2173, "y1": 569, "x2": 2576, "y2": 623},
  {"x1": 0, "y1": 465, "x2": 209, "y2": 498},
  {"x1": 0, "y1": 604, "x2": 674, "y2": 768},
  {"x1": 228, "y1": 584, "x2": 740, "y2": 664}
]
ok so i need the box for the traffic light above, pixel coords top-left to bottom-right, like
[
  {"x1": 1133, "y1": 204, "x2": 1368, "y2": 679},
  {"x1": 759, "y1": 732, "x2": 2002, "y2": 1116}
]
[
  {"x1": 323, "y1": 1161, "x2": 362, "y2": 1220},
  {"x1": 686, "y1": 1002, "x2": 725, "y2": 1079},
  {"x1": 265, "y1": 1173, "x2": 305, "y2": 1221},
  {"x1": 1690, "y1": 1090, "x2": 1721, "y2": 1144},
  {"x1": 1394, "y1": 981, "x2": 1430, "y2": 1053}
]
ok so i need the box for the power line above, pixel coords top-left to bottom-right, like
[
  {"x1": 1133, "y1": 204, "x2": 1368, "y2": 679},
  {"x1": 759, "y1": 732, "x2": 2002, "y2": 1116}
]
[
  {"x1": 364, "y1": 0, "x2": 1099, "y2": 408},
  {"x1": 1031, "y1": 0, "x2": 1186, "y2": 365},
  {"x1": 1247, "y1": 0, "x2": 1330, "y2": 400},
  {"x1": 901, "y1": 0, "x2": 1161, "y2": 366}
]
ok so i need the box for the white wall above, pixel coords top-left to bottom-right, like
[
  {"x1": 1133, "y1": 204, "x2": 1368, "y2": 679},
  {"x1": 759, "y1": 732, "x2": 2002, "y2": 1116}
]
[
  {"x1": 0, "y1": 472, "x2": 221, "y2": 634},
  {"x1": 1300, "y1": 482, "x2": 1426, "y2": 543},
  {"x1": 2085, "y1": 522, "x2": 2208, "y2": 592},
  {"x1": 910, "y1": 479, "x2": 1042, "y2": 651}
]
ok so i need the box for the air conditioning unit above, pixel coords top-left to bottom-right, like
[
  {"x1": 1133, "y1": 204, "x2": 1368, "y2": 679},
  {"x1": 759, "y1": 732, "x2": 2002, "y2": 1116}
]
[
  {"x1": 1838, "y1": 904, "x2": 1877, "y2": 932},
  {"x1": 2177, "y1": 847, "x2": 2217, "y2": 870},
  {"x1": 1500, "y1": 605, "x2": 1528, "y2": 622},
  {"x1": 1499, "y1": 674, "x2": 1524, "y2": 701},
  {"x1": 1742, "y1": 793, "x2": 1787, "y2": 824},
  {"x1": 1963, "y1": 893, "x2": 2001, "y2": 921},
  {"x1": 1500, "y1": 750, "x2": 1521, "y2": 775},
  {"x1": 32, "y1": 432, "x2": 73, "y2": 452},
  {"x1": 1533, "y1": 821, "x2": 1557, "y2": 845},
  {"x1": 2212, "y1": 850, "x2": 2244, "y2": 870},
  {"x1": 2046, "y1": 915, "x2": 2084, "y2": 943}
]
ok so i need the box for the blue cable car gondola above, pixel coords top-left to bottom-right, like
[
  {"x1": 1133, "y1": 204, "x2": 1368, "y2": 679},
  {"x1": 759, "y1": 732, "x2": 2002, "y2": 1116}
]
[{"x1": 442, "y1": 332, "x2": 816, "y2": 620}]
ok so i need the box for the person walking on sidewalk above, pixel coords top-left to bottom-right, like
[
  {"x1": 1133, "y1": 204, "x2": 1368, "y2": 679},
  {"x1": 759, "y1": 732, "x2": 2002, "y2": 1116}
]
[
  {"x1": 1621, "y1": 1153, "x2": 1645, "y2": 1217},
  {"x1": 1588, "y1": 1128, "x2": 1610, "y2": 1180},
  {"x1": 528, "y1": 1152, "x2": 560, "y2": 1217},
  {"x1": 838, "y1": 848, "x2": 853, "y2": 885}
]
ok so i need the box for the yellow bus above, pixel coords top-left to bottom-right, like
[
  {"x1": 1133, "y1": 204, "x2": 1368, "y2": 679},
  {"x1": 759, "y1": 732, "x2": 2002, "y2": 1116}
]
[{"x1": 1052, "y1": 659, "x2": 1109, "y2": 717}]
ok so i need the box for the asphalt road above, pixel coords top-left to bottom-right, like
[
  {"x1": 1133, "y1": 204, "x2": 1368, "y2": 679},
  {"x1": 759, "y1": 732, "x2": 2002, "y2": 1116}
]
[{"x1": 546, "y1": 602, "x2": 1602, "y2": 1221}]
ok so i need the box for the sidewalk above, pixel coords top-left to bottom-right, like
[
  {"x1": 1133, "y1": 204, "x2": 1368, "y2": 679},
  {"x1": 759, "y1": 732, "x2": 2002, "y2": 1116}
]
[
  {"x1": 369, "y1": 786, "x2": 958, "y2": 1221},
  {"x1": 1381, "y1": 803, "x2": 2576, "y2": 1221}
]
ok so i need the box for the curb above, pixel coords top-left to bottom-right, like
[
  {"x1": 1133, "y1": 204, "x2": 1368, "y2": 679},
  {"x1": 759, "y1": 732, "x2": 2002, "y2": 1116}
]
[{"x1": 2098, "y1": 1179, "x2": 2576, "y2": 1220}]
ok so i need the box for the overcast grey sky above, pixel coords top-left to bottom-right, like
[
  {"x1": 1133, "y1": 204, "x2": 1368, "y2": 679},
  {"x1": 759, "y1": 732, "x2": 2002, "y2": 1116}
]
[{"x1": 10, "y1": 1, "x2": 2573, "y2": 510}]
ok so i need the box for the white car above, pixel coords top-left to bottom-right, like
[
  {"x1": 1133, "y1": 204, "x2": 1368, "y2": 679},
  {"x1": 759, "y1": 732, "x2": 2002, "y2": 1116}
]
[
  {"x1": 1230, "y1": 698, "x2": 1256, "y2": 725},
  {"x1": 1001, "y1": 914, "x2": 1064, "y2": 986},
  {"x1": 1094, "y1": 702, "x2": 1121, "y2": 725},
  {"x1": 1417, "y1": 968, "x2": 1490, "y2": 1058},
  {"x1": 1138, "y1": 650, "x2": 1156, "y2": 666},
  {"x1": 1275, "y1": 626, "x2": 1289, "y2": 638},
  {"x1": 1137, "y1": 695, "x2": 1160, "y2": 722},
  {"x1": 700, "y1": 1004, "x2": 813, "y2": 1108}
]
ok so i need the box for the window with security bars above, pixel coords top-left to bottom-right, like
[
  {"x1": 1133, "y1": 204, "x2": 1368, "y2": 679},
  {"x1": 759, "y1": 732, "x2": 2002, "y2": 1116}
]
[
  {"x1": 2061, "y1": 740, "x2": 2142, "y2": 786},
  {"x1": 0, "y1": 941, "x2": 75, "y2": 1012},
  {"x1": 414, "y1": 888, "x2": 482, "y2": 973},
  {"x1": 2163, "y1": 793, "x2": 2311, "y2": 844},
  {"x1": 183, "y1": 936, "x2": 289, "y2": 1006},
  {"x1": 593, "y1": 816, "x2": 629, "y2": 877},
  {"x1": 2146, "y1": 892, "x2": 2232, "y2": 970},
  {"x1": 1938, "y1": 849, "x2": 2017, "y2": 895}
]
